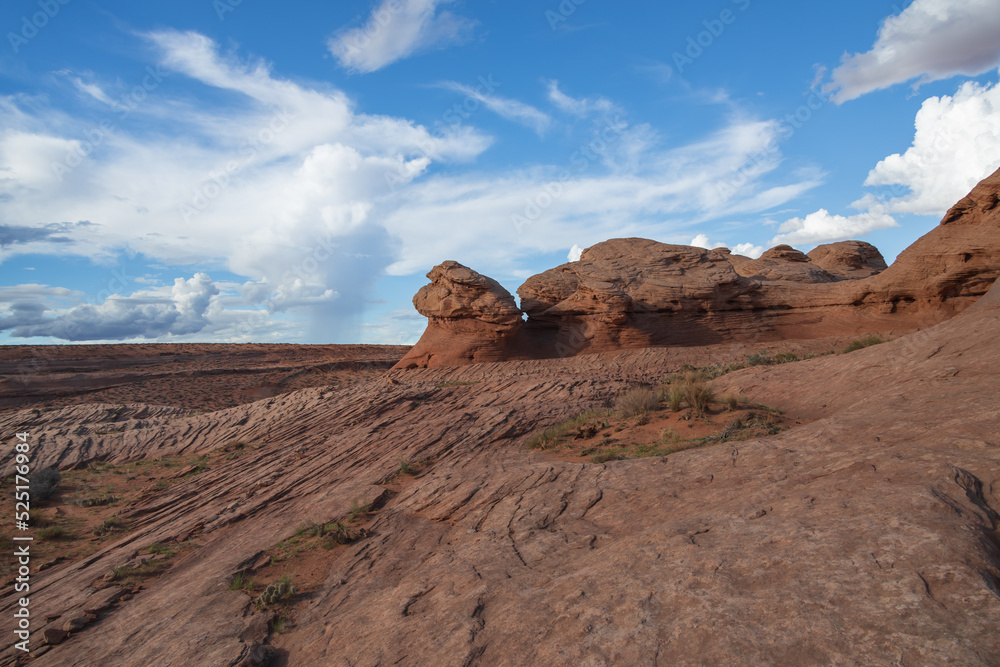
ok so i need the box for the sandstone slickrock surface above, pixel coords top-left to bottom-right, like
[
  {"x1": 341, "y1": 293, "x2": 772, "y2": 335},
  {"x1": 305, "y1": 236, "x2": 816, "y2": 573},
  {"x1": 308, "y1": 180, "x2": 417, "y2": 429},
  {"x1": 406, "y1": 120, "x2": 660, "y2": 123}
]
[{"x1": 397, "y1": 167, "x2": 1000, "y2": 368}]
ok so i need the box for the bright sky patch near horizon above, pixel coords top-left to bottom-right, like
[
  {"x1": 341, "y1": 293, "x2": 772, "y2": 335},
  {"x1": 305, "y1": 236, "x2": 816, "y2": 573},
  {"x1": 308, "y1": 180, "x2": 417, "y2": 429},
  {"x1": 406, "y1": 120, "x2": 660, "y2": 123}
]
[{"x1": 1, "y1": 0, "x2": 999, "y2": 344}]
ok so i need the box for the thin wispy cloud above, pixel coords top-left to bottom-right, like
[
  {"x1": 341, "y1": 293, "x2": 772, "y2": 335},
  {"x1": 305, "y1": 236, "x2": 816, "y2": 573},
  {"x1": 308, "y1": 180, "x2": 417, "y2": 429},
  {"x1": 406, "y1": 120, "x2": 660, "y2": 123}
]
[
  {"x1": 440, "y1": 81, "x2": 551, "y2": 135},
  {"x1": 546, "y1": 80, "x2": 620, "y2": 117},
  {"x1": 328, "y1": 0, "x2": 476, "y2": 74}
]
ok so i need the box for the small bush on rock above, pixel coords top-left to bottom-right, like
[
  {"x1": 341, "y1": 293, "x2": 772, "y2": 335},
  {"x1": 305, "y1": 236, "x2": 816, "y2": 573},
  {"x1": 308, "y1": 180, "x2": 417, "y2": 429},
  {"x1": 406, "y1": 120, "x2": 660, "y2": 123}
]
[
  {"x1": 614, "y1": 387, "x2": 661, "y2": 417},
  {"x1": 30, "y1": 467, "x2": 61, "y2": 502}
]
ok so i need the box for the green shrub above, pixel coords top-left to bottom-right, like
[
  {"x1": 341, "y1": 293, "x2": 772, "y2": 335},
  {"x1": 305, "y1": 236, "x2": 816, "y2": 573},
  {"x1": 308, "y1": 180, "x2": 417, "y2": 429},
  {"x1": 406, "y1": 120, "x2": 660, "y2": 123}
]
[
  {"x1": 147, "y1": 542, "x2": 176, "y2": 557},
  {"x1": 37, "y1": 525, "x2": 69, "y2": 540},
  {"x1": 658, "y1": 428, "x2": 681, "y2": 445},
  {"x1": 704, "y1": 412, "x2": 782, "y2": 444},
  {"x1": 590, "y1": 450, "x2": 627, "y2": 463},
  {"x1": 30, "y1": 467, "x2": 61, "y2": 502},
  {"x1": 746, "y1": 351, "x2": 775, "y2": 367},
  {"x1": 70, "y1": 493, "x2": 118, "y2": 507},
  {"x1": 666, "y1": 386, "x2": 684, "y2": 412},
  {"x1": 526, "y1": 410, "x2": 608, "y2": 450},
  {"x1": 348, "y1": 499, "x2": 370, "y2": 523},
  {"x1": 27, "y1": 509, "x2": 52, "y2": 527},
  {"x1": 94, "y1": 516, "x2": 126, "y2": 537},
  {"x1": 296, "y1": 520, "x2": 329, "y2": 538},
  {"x1": 325, "y1": 521, "x2": 357, "y2": 545},
  {"x1": 844, "y1": 334, "x2": 886, "y2": 353},
  {"x1": 229, "y1": 572, "x2": 254, "y2": 591}
]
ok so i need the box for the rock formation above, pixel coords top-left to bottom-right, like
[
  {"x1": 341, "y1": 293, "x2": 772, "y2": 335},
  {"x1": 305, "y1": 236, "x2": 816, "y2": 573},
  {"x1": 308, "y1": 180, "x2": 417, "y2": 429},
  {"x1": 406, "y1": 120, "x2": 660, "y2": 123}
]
[
  {"x1": 397, "y1": 167, "x2": 1000, "y2": 368},
  {"x1": 394, "y1": 261, "x2": 523, "y2": 369},
  {"x1": 807, "y1": 240, "x2": 887, "y2": 279}
]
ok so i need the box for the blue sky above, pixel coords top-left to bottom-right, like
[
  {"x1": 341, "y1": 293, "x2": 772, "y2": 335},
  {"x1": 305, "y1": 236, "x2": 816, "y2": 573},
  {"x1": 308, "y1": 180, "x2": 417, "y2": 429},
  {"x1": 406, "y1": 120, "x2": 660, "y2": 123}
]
[{"x1": 1, "y1": 0, "x2": 999, "y2": 345}]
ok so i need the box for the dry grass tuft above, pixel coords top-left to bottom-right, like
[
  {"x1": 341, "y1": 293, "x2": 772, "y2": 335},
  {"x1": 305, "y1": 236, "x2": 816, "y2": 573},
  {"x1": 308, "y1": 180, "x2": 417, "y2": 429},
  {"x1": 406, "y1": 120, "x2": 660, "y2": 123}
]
[{"x1": 613, "y1": 386, "x2": 662, "y2": 417}]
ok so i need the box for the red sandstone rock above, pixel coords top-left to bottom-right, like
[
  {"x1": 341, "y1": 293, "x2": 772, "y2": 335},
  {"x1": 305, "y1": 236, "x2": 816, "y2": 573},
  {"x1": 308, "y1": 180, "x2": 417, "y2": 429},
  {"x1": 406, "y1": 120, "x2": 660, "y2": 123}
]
[
  {"x1": 397, "y1": 167, "x2": 1000, "y2": 368},
  {"x1": 394, "y1": 260, "x2": 523, "y2": 369},
  {"x1": 62, "y1": 616, "x2": 90, "y2": 632},
  {"x1": 853, "y1": 167, "x2": 1000, "y2": 316},
  {"x1": 807, "y1": 240, "x2": 887, "y2": 279},
  {"x1": 731, "y1": 244, "x2": 839, "y2": 282}
]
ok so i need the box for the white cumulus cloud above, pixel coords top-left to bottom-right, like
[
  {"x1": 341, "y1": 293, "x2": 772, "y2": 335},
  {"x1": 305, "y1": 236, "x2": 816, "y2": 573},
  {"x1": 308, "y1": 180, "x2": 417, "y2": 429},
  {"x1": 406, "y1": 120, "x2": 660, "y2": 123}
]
[
  {"x1": 731, "y1": 242, "x2": 765, "y2": 259},
  {"x1": 0, "y1": 30, "x2": 492, "y2": 342},
  {"x1": 769, "y1": 208, "x2": 897, "y2": 247},
  {"x1": 689, "y1": 233, "x2": 727, "y2": 250},
  {"x1": 829, "y1": 0, "x2": 1000, "y2": 103},
  {"x1": 0, "y1": 273, "x2": 220, "y2": 341},
  {"x1": 689, "y1": 234, "x2": 764, "y2": 258},
  {"x1": 859, "y1": 78, "x2": 1000, "y2": 215}
]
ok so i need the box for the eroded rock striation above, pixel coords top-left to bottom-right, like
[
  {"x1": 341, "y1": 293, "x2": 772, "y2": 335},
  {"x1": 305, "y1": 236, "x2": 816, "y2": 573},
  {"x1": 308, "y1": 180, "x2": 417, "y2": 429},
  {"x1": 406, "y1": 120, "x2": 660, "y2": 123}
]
[{"x1": 397, "y1": 167, "x2": 1000, "y2": 368}]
